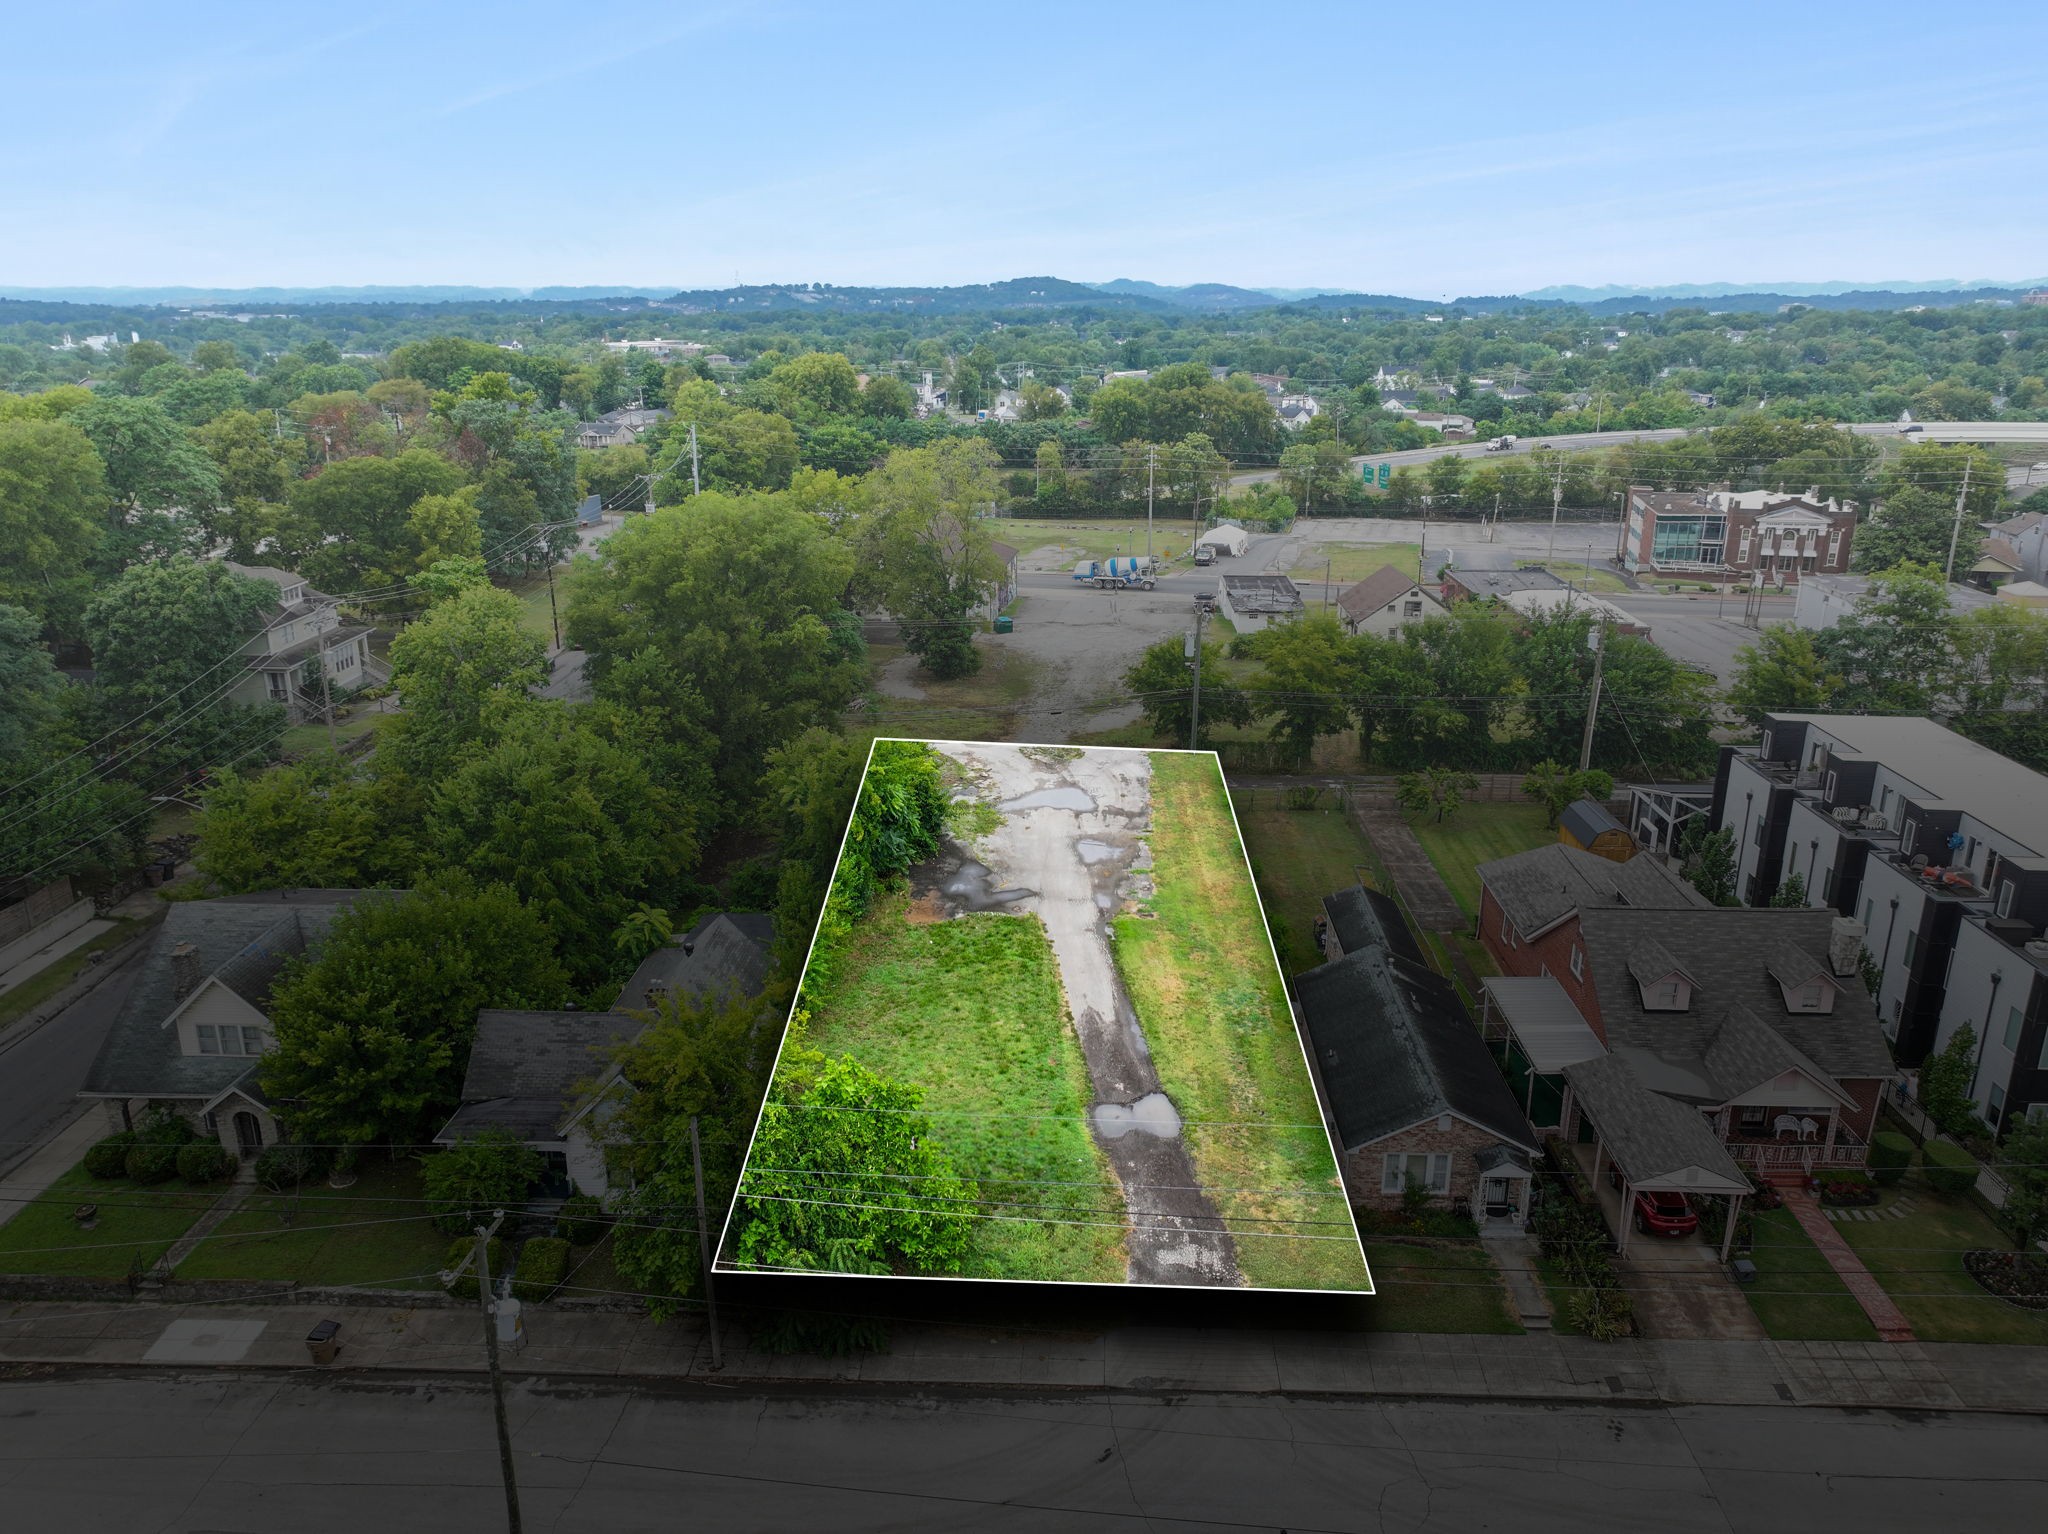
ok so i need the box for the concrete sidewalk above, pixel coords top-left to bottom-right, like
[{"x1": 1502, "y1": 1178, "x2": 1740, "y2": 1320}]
[{"x1": 0, "y1": 1298, "x2": 2031, "y2": 1414}]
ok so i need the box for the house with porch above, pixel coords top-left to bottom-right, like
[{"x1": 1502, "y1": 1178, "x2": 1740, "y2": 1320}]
[
  {"x1": 1294, "y1": 926, "x2": 1541, "y2": 1224},
  {"x1": 435, "y1": 912, "x2": 775, "y2": 1196},
  {"x1": 78, "y1": 890, "x2": 396, "y2": 1160},
  {"x1": 220, "y1": 562, "x2": 374, "y2": 720}
]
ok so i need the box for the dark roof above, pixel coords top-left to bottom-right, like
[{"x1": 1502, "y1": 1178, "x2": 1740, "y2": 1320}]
[
  {"x1": 614, "y1": 911, "x2": 775, "y2": 1014},
  {"x1": 1576, "y1": 907, "x2": 1895, "y2": 1090},
  {"x1": 1764, "y1": 940, "x2": 1829, "y2": 990},
  {"x1": 1293, "y1": 947, "x2": 1537, "y2": 1153},
  {"x1": 438, "y1": 1009, "x2": 646, "y2": 1141},
  {"x1": 1449, "y1": 568, "x2": 1571, "y2": 600},
  {"x1": 1479, "y1": 843, "x2": 1706, "y2": 937},
  {"x1": 1560, "y1": 1053, "x2": 1748, "y2": 1190},
  {"x1": 1559, "y1": 798, "x2": 1626, "y2": 845},
  {"x1": 1624, "y1": 936, "x2": 1692, "y2": 988},
  {"x1": 1320, "y1": 886, "x2": 1423, "y2": 965},
  {"x1": 80, "y1": 891, "x2": 389, "y2": 1101},
  {"x1": 1336, "y1": 565, "x2": 1425, "y2": 624},
  {"x1": 1220, "y1": 573, "x2": 1305, "y2": 615}
]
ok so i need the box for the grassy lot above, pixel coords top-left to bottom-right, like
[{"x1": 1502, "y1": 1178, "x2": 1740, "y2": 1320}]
[
  {"x1": 1359, "y1": 1241, "x2": 1521, "y2": 1333},
  {"x1": 1112, "y1": 751, "x2": 1368, "y2": 1292},
  {"x1": 995, "y1": 518, "x2": 1196, "y2": 565},
  {"x1": 1741, "y1": 1206, "x2": 1879, "y2": 1342},
  {"x1": 1837, "y1": 1176, "x2": 2048, "y2": 1345},
  {"x1": 794, "y1": 892, "x2": 1125, "y2": 1284},
  {"x1": 173, "y1": 1159, "x2": 451, "y2": 1288},
  {"x1": 1236, "y1": 804, "x2": 1379, "y2": 975},
  {"x1": 1287, "y1": 542, "x2": 1424, "y2": 587},
  {"x1": 0, "y1": 917, "x2": 153, "y2": 1035},
  {"x1": 0, "y1": 1165, "x2": 215, "y2": 1278},
  {"x1": 1407, "y1": 800, "x2": 1554, "y2": 920},
  {"x1": 851, "y1": 636, "x2": 1044, "y2": 749},
  {"x1": 508, "y1": 573, "x2": 564, "y2": 642},
  {"x1": 278, "y1": 712, "x2": 380, "y2": 759}
]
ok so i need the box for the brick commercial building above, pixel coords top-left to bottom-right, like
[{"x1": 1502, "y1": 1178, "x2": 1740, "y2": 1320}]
[{"x1": 1619, "y1": 486, "x2": 1857, "y2": 586}]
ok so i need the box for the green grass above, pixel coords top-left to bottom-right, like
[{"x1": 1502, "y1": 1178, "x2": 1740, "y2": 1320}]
[
  {"x1": 0, "y1": 917, "x2": 151, "y2": 1035},
  {"x1": 1287, "y1": 542, "x2": 1424, "y2": 586},
  {"x1": 794, "y1": 892, "x2": 1126, "y2": 1284},
  {"x1": 1111, "y1": 752, "x2": 1369, "y2": 1291},
  {"x1": 1741, "y1": 1206, "x2": 1879, "y2": 1341},
  {"x1": 172, "y1": 1159, "x2": 452, "y2": 1288},
  {"x1": 1359, "y1": 1241, "x2": 1521, "y2": 1332},
  {"x1": 278, "y1": 712, "x2": 380, "y2": 759},
  {"x1": 1408, "y1": 800, "x2": 1554, "y2": 919},
  {"x1": 0, "y1": 1164, "x2": 215, "y2": 1278},
  {"x1": 1836, "y1": 1176, "x2": 2048, "y2": 1345},
  {"x1": 1236, "y1": 805, "x2": 1380, "y2": 975},
  {"x1": 995, "y1": 518, "x2": 1196, "y2": 565},
  {"x1": 850, "y1": 638, "x2": 1044, "y2": 749},
  {"x1": 1528, "y1": 563, "x2": 1630, "y2": 594}
]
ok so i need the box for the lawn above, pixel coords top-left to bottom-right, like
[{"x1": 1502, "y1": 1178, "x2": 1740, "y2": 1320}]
[
  {"x1": 0, "y1": 1164, "x2": 215, "y2": 1278},
  {"x1": 1359, "y1": 1241, "x2": 1520, "y2": 1333},
  {"x1": 995, "y1": 518, "x2": 1196, "y2": 566},
  {"x1": 173, "y1": 1159, "x2": 451, "y2": 1289},
  {"x1": 0, "y1": 917, "x2": 153, "y2": 1035},
  {"x1": 278, "y1": 711, "x2": 380, "y2": 759},
  {"x1": 850, "y1": 636, "x2": 1044, "y2": 749},
  {"x1": 1408, "y1": 800, "x2": 1554, "y2": 919},
  {"x1": 793, "y1": 891, "x2": 1126, "y2": 1284},
  {"x1": 1741, "y1": 1206, "x2": 1878, "y2": 1342},
  {"x1": 1111, "y1": 751, "x2": 1369, "y2": 1292},
  {"x1": 1236, "y1": 804, "x2": 1381, "y2": 975},
  {"x1": 1836, "y1": 1177, "x2": 2048, "y2": 1346},
  {"x1": 1287, "y1": 542, "x2": 1424, "y2": 587}
]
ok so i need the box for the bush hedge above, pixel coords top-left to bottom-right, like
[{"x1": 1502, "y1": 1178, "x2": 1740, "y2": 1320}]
[
  {"x1": 512, "y1": 1236, "x2": 571, "y2": 1302},
  {"x1": 83, "y1": 1132, "x2": 137, "y2": 1180},
  {"x1": 124, "y1": 1141, "x2": 182, "y2": 1184},
  {"x1": 1923, "y1": 1139, "x2": 1981, "y2": 1196},
  {"x1": 177, "y1": 1142, "x2": 234, "y2": 1185},
  {"x1": 556, "y1": 1194, "x2": 608, "y2": 1247},
  {"x1": 1868, "y1": 1131, "x2": 1914, "y2": 1186},
  {"x1": 443, "y1": 1236, "x2": 506, "y2": 1301}
]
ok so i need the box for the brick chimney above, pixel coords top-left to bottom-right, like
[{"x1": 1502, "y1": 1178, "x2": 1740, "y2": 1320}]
[{"x1": 170, "y1": 941, "x2": 200, "y2": 999}]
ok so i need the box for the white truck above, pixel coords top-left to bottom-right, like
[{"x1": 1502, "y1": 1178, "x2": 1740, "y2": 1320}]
[{"x1": 1486, "y1": 434, "x2": 1518, "y2": 452}]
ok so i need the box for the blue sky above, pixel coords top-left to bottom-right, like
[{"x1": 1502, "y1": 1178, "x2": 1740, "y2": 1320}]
[{"x1": 5, "y1": 1, "x2": 2045, "y2": 294}]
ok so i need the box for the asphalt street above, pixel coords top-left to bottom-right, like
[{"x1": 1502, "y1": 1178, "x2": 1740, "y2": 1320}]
[
  {"x1": 0, "y1": 963, "x2": 133, "y2": 1174},
  {"x1": 2, "y1": 1372, "x2": 2043, "y2": 1533}
]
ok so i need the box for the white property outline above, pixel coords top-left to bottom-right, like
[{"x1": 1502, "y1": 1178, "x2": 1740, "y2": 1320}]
[{"x1": 713, "y1": 736, "x2": 1375, "y2": 1296}]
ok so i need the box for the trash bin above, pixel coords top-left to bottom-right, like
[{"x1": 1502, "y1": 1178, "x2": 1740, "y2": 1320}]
[
  {"x1": 993, "y1": 614, "x2": 1013, "y2": 634},
  {"x1": 305, "y1": 1319, "x2": 341, "y2": 1365},
  {"x1": 1730, "y1": 1259, "x2": 1758, "y2": 1285}
]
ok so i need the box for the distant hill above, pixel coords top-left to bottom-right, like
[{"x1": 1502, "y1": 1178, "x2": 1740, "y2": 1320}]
[
  {"x1": 0, "y1": 284, "x2": 682, "y2": 306},
  {"x1": 1523, "y1": 278, "x2": 2048, "y2": 301}
]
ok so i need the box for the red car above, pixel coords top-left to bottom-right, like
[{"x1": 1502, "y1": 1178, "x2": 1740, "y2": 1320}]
[{"x1": 1606, "y1": 1165, "x2": 1698, "y2": 1237}]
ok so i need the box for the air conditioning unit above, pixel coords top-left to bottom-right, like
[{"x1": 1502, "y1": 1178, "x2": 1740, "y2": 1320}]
[
  {"x1": 1831, "y1": 806, "x2": 1858, "y2": 824},
  {"x1": 1861, "y1": 812, "x2": 1888, "y2": 831}
]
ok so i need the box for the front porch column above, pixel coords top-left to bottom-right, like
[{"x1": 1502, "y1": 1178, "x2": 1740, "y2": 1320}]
[
  {"x1": 1720, "y1": 1191, "x2": 1745, "y2": 1262},
  {"x1": 1823, "y1": 1111, "x2": 1839, "y2": 1164},
  {"x1": 1617, "y1": 1176, "x2": 1632, "y2": 1257},
  {"x1": 1591, "y1": 1136, "x2": 1606, "y2": 1188}
]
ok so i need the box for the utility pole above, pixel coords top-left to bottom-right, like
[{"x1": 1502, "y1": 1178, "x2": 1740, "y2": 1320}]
[
  {"x1": 689, "y1": 422, "x2": 701, "y2": 497},
  {"x1": 1325, "y1": 555, "x2": 1334, "y2": 610},
  {"x1": 1188, "y1": 602, "x2": 1207, "y2": 750},
  {"x1": 447, "y1": 1213, "x2": 522, "y2": 1534},
  {"x1": 544, "y1": 557, "x2": 562, "y2": 649},
  {"x1": 1145, "y1": 446, "x2": 1156, "y2": 562},
  {"x1": 1578, "y1": 622, "x2": 1608, "y2": 774},
  {"x1": 1943, "y1": 459, "x2": 1974, "y2": 584},
  {"x1": 1548, "y1": 456, "x2": 1564, "y2": 568},
  {"x1": 690, "y1": 1115, "x2": 724, "y2": 1372},
  {"x1": 318, "y1": 648, "x2": 337, "y2": 754}
]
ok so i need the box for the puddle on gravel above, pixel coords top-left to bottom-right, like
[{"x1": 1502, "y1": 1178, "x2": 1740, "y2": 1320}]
[
  {"x1": 940, "y1": 856, "x2": 1033, "y2": 912},
  {"x1": 1093, "y1": 1092, "x2": 1183, "y2": 1140},
  {"x1": 1002, "y1": 785, "x2": 1096, "y2": 812},
  {"x1": 1075, "y1": 838, "x2": 1118, "y2": 864}
]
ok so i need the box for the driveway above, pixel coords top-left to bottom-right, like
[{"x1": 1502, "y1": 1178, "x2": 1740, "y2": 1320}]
[{"x1": 1573, "y1": 1143, "x2": 1763, "y2": 1341}]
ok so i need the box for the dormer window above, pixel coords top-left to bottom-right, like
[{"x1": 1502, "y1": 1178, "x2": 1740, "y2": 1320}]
[
  {"x1": 1781, "y1": 978, "x2": 1837, "y2": 1014},
  {"x1": 1765, "y1": 940, "x2": 1837, "y2": 1013},
  {"x1": 1641, "y1": 975, "x2": 1691, "y2": 1011},
  {"x1": 281, "y1": 583, "x2": 305, "y2": 606}
]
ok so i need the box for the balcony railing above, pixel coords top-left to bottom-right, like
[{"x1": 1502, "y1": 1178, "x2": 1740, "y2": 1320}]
[{"x1": 1725, "y1": 1138, "x2": 1867, "y2": 1173}]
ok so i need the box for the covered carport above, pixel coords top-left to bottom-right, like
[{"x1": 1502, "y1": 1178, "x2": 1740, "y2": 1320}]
[
  {"x1": 1560, "y1": 1052, "x2": 1750, "y2": 1260},
  {"x1": 1478, "y1": 976, "x2": 1605, "y2": 1129}
]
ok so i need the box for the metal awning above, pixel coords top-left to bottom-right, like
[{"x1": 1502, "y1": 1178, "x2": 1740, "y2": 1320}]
[{"x1": 1481, "y1": 976, "x2": 1606, "y2": 1074}]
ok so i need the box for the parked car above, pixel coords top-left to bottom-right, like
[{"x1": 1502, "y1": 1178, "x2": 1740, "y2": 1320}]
[
  {"x1": 1193, "y1": 544, "x2": 1215, "y2": 566},
  {"x1": 1607, "y1": 1163, "x2": 1699, "y2": 1236}
]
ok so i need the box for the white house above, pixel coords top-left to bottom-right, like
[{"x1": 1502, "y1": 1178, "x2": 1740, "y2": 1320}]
[
  {"x1": 221, "y1": 563, "x2": 373, "y2": 718},
  {"x1": 1335, "y1": 564, "x2": 1448, "y2": 636},
  {"x1": 1277, "y1": 394, "x2": 1321, "y2": 430}
]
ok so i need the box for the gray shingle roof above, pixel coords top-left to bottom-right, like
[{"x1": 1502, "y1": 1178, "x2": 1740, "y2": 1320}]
[
  {"x1": 1559, "y1": 798, "x2": 1625, "y2": 846},
  {"x1": 80, "y1": 891, "x2": 390, "y2": 1102},
  {"x1": 1480, "y1": 842, "x2": 1707, "y2": 937},
  {"x1": 1624, "y1": 936, "x2": 1692, "y2": 989},
  {"x1": 438, "y1": 1009, "x2": 646, "y2": 1141},
  {"x1": 1576, "y1": 907, "x2": 1895, "y2": 1089},
  {"x1": 1335, "y1": 565, "x2": 1424, "y2": 624},
  {"x1": 1450, "y1": 568, "x2": 1571, "y2": 600},
  {"x1": 1764, "y1": 940, "x2": 1829, "y2": 990},
  {"x1": 1320, "y1": 886, "x2": 1423, "y2": 965},
  {"x1": 1561, "y1": 1052, "x2": 1748, "y2": 1190},
  {"x1": 1293, "y1": 947, "x2": 1537, "y2": 1154},
  {"x1": 614, "y1": 911, "x2": 774, "y2": 1014}
]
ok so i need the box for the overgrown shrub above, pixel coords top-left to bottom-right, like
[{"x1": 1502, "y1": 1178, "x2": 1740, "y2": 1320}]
[
  {"x1": 1566, "y1": 1287, "x2": 1635, "y2": 1343},
  {"x1": 177, "y1": 1142, "x2": 234, "y2": 1184},
  {"x1": 255, "y1": 1142, "x2": 331, "y2": 1192},
  {"x1": 512, "y1": 1236, "x2": 571, "y2": 1302},
  {"x1": 135, "y1": 1106, "x2": 197, "y2": 1147},
  {"x1": 124, "y1": 1141, "x2": 181, "y2": 1184},
  {"x1": 1868, "y1": 1131, "x2": 1914, "y2": 1186},
  {"x1": 443, "y1": 1236, "x2": 505, "y2": 1301},
  {"x1": 753, "y1": 1308, "x2": 891, "y2": 1357},
  {"x1": 556, "y1": 1194, "x2": 608, "y2": 1247},
  {"x1": 83, "y1": 1132, "x2": 137, "y2": 1180},
  {"x1": 1923, "y1": 1138, "x2": 1981, "y2": 1197},
  {"x1": 422, "y1": 1130, "x2": 545, "y2": 1236}
]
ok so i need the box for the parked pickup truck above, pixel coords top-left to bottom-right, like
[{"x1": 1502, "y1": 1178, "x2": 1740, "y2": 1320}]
[{"x1": 1193, "y1": 544, "x2": 1215, "y2": 566}]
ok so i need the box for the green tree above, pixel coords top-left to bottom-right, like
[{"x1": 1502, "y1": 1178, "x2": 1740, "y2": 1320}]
[
  {"x1": 699, "y1": 409, "x2": 801, "y2": 492},
  {"x1": 729, "y1": 1047, "x2": 974, "y2": 1275},
  {"x1": 1916, "y1": 1024, "x2": 1982, "y2": 1140},
  {"x1": 1854, "y1": 487, "x2": 1968, "y2": 573},
  {"x1": 1682, "y1": 826, "x2": 1739, "y2": 907},
  {"x1": 261, "y1": 877, "x2": 572, "y2": 1146},
  {"x1": 1248, "y1": 614, "x2": 1354, "y2": 765},
  {"x1": 613, "y1": 902, "x2": 675, "y2": 962},
  {"x1": 1819, "y1": 563, "x2": 1954, "y2": 715},
  {"x1": 70, "y1": 394, "x2": 221, "y2": 563},
  {"x1": 769, "y1": 351, "x2": 861, "y2": 418},
  {"x1": 565, "y1": 492, "x2": 863, "y2": 800},
  {"x1": 1396, "y1": 765, "x2": 1480, "y2": 823},
  {"x1": 422, "y1": 1130, "x2": 546, "y2": 1235},
  {"x1": 1520, "y1": 761, "x2": 1614, "y2": 829},
  {"x1": 0, "y1": 603, "x2": 63, "y2": 758},
  {"x1": 0, "y1": 417, "x2": 107, "y2": 633},
  {"x1": 856, "y1": 440, "x2": 1002, "y2": 679},
  {"x1": 859, "y1": 374, "x2": 915, "y2": 420},
  {"x1": 283, "y1": 447, "x2": 467, "y2": 593},
  {"x1": 759, "y1": 726, "x2": 871, "y2": 977},
  {"x1": 1124, "y1": 634, "x2": 1254, "y2": 747},
  {"x1": 1996, "y1": 1115, "x2": 2048, "y2": 1251},
  {"x1": 1769, "y1": 871, "x2": 1808, "y2": 908},
  {"x1": 382, "y1": 584, "x2": 548, "y2": 779},
  {"x1": 1728, "y1": 626, "x2": 1839, "y2": 725},
  {"x1": 194, "y1": 753, "x2": 418, "y2": 893}
]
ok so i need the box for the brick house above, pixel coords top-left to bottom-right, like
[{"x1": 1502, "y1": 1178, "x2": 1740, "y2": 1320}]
[
  {"x1": 1294, "y1": 929, "x2": 1539, "y2": 1223},
  {"x1": 1619, "y1": 486, "x2": 1857, "y2": 586},
  {"x1": 1476, "y1": 843, "x2": 1894, "y2": 1181}
]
